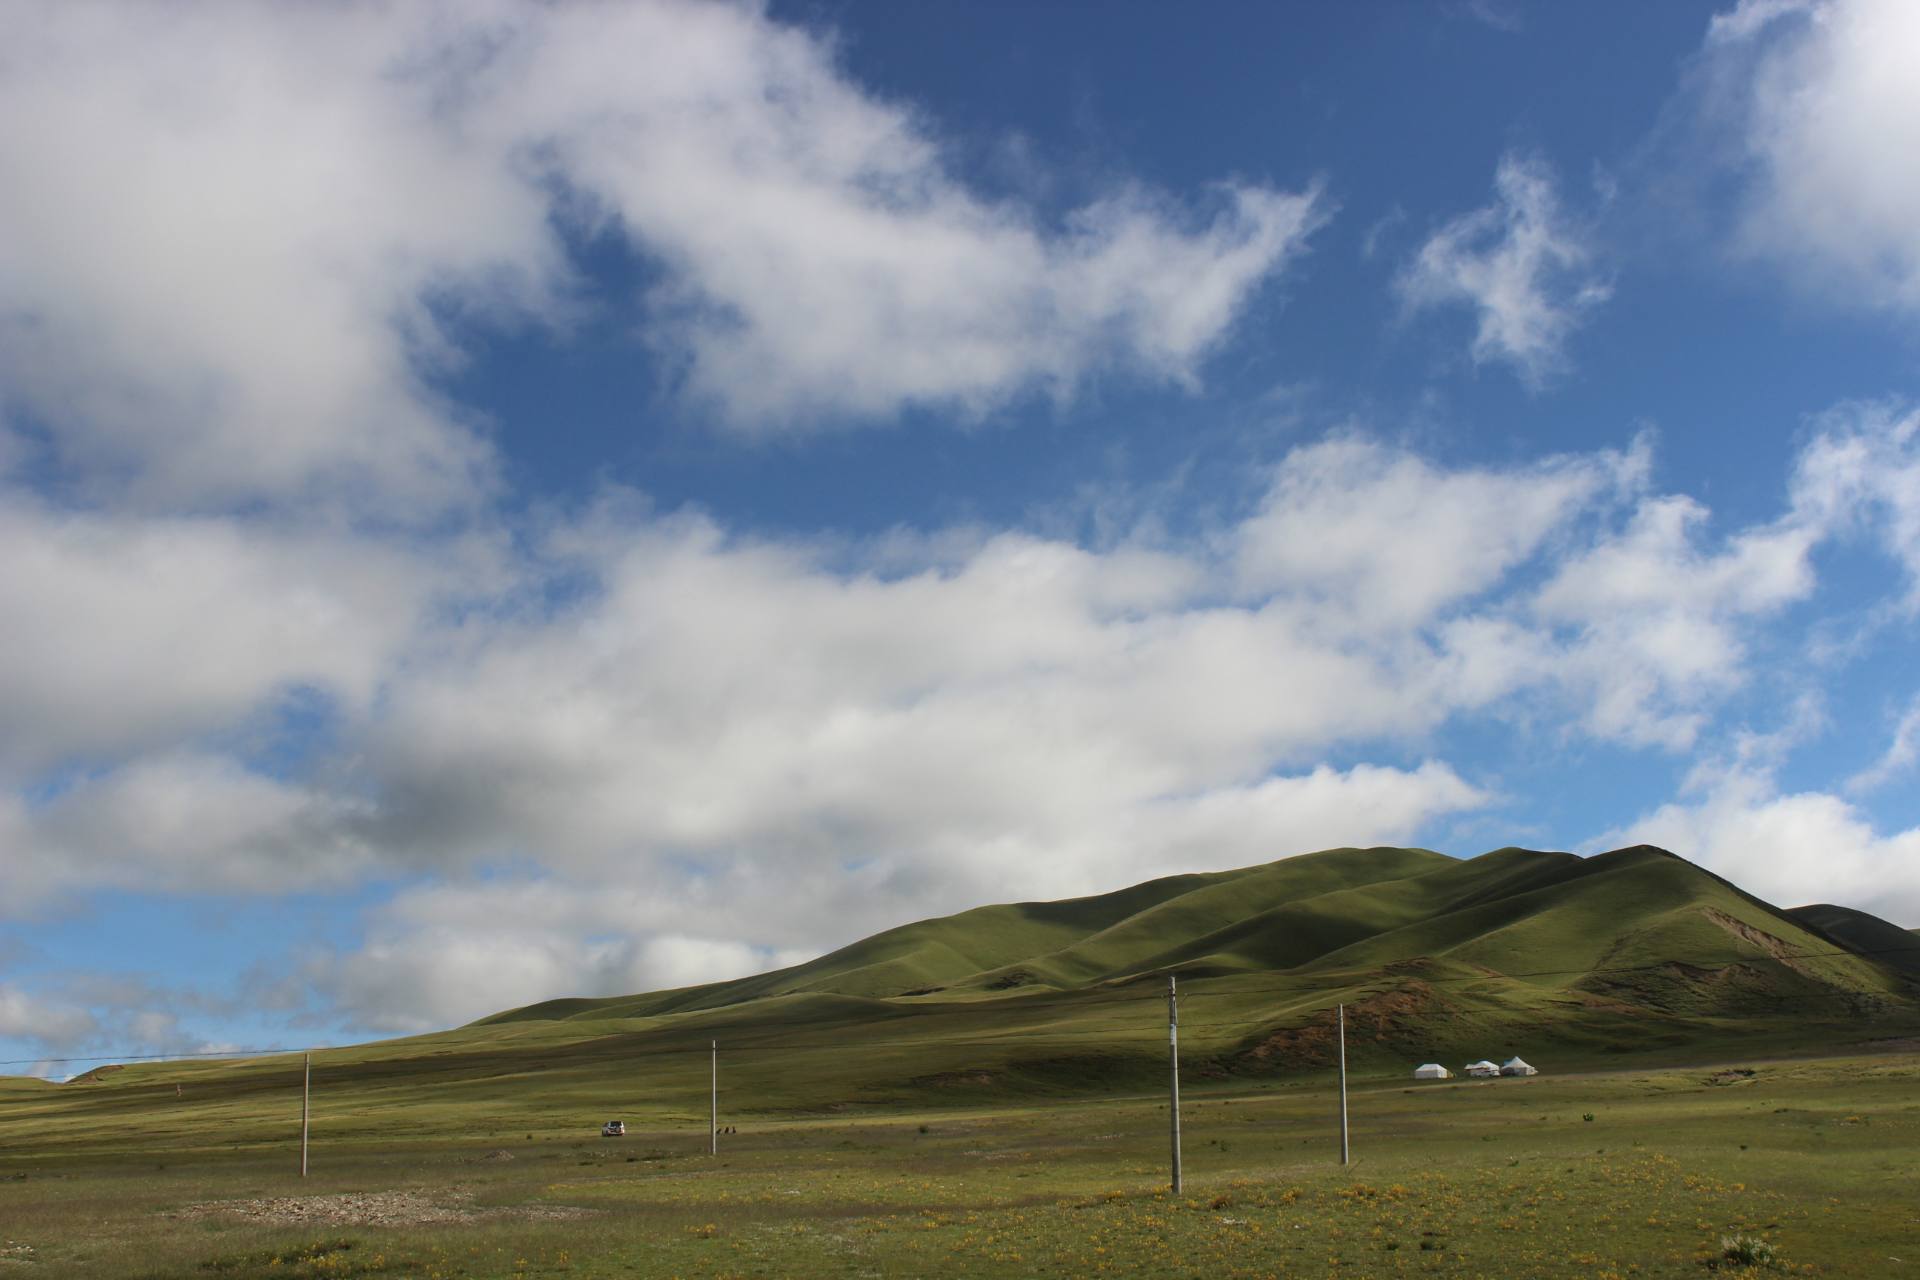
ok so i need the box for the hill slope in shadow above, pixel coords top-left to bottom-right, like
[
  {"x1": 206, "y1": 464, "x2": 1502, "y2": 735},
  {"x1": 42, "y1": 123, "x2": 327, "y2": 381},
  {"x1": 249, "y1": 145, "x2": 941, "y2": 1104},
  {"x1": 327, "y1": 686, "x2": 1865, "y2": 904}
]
[{"x1": 475, "y1": 844, "x2": 1918, "y2": 1075}]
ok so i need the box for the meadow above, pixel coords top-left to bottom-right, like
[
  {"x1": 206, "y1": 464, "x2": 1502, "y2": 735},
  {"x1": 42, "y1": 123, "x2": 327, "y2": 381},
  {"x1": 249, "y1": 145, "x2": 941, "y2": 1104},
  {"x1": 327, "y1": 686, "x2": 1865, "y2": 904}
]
[
  {"x1": 3, "y1": 1049, "x2": 1916, "y2": 1278},
  {"x1": 8, "y1": 847, "x2": 1917, "y2": 1276}
]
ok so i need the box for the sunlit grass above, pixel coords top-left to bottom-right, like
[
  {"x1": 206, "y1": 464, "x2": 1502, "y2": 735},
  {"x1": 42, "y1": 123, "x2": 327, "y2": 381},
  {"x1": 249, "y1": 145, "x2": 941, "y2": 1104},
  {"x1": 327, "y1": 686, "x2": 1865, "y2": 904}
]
[{"x1": 3, "y1": 1052, "x2": 1915, "y2": 1277}]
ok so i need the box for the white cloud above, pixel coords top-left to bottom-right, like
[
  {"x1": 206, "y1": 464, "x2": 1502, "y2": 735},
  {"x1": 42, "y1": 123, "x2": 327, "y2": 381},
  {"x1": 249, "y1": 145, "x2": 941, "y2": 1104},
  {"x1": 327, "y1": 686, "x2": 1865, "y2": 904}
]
[
  {"x1": 9, "y1": 412, "x2": 1918, "y2": 1028},
  {"x1": 1398, "y1": 153, "x2": 1612, "y2": 383},
  {"x1": 0, "y1": 986, "x2": 99, "y2": 1054},
  {"x1": 1597, "y1": 760, "x2": 1920, "y2": 926},
  {"x1": 343, "y1": 511, "x2": 1502, "y2": 888},
  {"x1": 318, "y1": 879, "x2": 821, "y2": 1032},
  {"x1": 465, "y1": 1, "x2": 1328, "y2": 429},
  {"x1": 1702, "y1": 0, "x2": 1920, "y2": 311},
  {"x1": 0, "y1": 495, "x2": 465, "y2": 774},
  {"x1": 0, "y1": 753, "x2": 378, "y2": 908},
  {"x1": 316, "y1": 758, "x2": 1487, "y2": 1031},
  {"x1": 1846, "y1": 693, "x2": 1920, "y2": 793},
  {"x1": 0, "y1": 0, "x2": 1322, "y2": 512},
  {"x1": 0, "y1": 973, "x2": 230, "y2": 1066},
  {"x1": 1532, "y1": 495, "x2": 1821, "y2": 748},
  {"x1": 1234, "y1": 433, "x2": 1638, "y2": 627},
  {"x1": 1790, "y1": 401, "x2": 1920, "y2": 600},
  {"x1": 0, "y1": 2, "x2": 555, "y2": 514}
]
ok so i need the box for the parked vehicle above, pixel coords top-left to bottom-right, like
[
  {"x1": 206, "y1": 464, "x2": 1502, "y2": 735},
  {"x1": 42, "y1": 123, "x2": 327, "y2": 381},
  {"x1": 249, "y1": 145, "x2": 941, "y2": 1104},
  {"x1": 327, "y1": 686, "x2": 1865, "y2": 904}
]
[{"x1": 601, "y1": 1120, "x2": 626, "y2": 1137}]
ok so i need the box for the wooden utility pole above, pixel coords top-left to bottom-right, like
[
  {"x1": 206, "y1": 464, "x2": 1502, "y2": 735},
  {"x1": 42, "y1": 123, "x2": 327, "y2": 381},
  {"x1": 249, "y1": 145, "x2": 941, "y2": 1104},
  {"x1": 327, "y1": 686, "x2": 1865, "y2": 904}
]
[
  {"x1": 1167, "y1": 975, "x2": 1182, "y2": 1196},
  {"x1": 301, "y1": 1053, "x2": 311, "y2": 1178},
  {"x1": 1337, "y1": 1004, "x2": 1350, "y2": 1166},
  {"x1": 709, "y1": 1040, "x2": 718, "y2": 1156}
]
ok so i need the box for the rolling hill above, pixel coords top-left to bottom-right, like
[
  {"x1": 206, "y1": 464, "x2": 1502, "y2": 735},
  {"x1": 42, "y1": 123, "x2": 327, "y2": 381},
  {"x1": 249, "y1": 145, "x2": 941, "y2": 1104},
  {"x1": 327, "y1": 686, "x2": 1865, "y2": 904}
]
[
  {"x1": 484, "y1": 844, "x2": 1914, "y2": 1030},
  {"x1": 1788, "y1": 902, "x2": 1920, "y2": 977},
  {"x1": 464, "y1": 843, "x2": 1919, "y2": 1089},
  {"x1": 6, "y1": 845, "x2": 1917, "y2": 1156}
]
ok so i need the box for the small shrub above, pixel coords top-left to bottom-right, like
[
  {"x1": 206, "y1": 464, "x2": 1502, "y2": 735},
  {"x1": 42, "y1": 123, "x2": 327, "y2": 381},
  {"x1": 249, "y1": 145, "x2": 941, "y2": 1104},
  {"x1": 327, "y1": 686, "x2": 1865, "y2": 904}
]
[{"x1": 1714, "y1": 1234, "x2": 1778, "y2": 1269}]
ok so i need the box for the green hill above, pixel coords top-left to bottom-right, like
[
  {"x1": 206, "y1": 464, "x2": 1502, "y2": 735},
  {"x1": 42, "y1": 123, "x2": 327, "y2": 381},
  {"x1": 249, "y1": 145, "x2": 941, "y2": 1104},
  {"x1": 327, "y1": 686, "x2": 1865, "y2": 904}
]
[
  {"x1": 1788, "y1": 903, "x2": 1920, "y2": 977},
  {"x1": 6, "y1": 845, "x2": 1918, "y2": 1158},
  {"x1": 456, "y1": 842, "x2": 1917, "y2": 1098},
  {"x1": 484, "y1": 844, "x2": 1913, "y2": 1037}
]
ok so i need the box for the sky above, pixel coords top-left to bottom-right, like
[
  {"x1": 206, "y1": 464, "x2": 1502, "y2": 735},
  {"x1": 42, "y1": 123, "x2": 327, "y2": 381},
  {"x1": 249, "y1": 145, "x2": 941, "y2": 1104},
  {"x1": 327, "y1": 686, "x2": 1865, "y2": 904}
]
[{"x1": 2, "y1": 0, "x2": 1919, "y2": 1074}]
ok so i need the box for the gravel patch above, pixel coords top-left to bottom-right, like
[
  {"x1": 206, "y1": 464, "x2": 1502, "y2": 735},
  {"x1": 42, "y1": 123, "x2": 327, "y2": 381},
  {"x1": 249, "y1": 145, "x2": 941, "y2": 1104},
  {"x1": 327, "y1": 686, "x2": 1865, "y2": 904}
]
[{"x1": 171, "y1": 1188, "x2": 592, "y2": 1228}]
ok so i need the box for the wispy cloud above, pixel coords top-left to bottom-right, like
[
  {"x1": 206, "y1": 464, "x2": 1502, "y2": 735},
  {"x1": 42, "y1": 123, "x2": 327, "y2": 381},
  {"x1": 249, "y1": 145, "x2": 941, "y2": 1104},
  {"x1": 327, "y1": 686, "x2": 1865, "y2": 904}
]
[
  {"x1": 1847, "y1": 694, "x2": 1920, "y2": 794},
  {"x1": 1398, "y1": 153, "x2": 1612, "y2": 384}
]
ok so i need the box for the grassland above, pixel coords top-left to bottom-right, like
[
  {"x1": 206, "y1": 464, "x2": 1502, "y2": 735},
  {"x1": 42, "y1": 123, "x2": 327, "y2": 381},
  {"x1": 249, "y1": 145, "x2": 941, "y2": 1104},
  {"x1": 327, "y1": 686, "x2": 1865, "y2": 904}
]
[
  {"x1": 5, "y1": 845, "x2": 1917, "y2": 1276},
  {"x1": 3, "y1": 1052, "x2": 1918, "y2": 1278}
]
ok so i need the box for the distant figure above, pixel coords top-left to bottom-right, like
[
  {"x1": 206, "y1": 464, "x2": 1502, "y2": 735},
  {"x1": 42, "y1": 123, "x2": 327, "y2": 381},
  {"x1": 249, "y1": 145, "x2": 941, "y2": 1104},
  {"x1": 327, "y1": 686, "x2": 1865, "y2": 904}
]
[{"x1": 175, "y1": 1084, "x2": 182, "y2": 1097}]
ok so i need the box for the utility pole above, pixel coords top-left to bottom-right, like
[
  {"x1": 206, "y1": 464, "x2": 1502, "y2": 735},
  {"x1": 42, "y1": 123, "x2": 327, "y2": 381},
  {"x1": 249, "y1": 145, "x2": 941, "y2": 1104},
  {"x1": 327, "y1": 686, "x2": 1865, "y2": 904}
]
[
  {"x1": 709, "y1": 1040, "x2": 718, "y2": 1156},
  {"x1": 1336, "y1": 1004, "x2": 1350, "y2": 1166},
  {"x1": 1167, "y1": 974, "x2": 1182, "y2": 1196},
  {"x1": 301, "y1": 1053, "x2": 310, "y2": 1178}
]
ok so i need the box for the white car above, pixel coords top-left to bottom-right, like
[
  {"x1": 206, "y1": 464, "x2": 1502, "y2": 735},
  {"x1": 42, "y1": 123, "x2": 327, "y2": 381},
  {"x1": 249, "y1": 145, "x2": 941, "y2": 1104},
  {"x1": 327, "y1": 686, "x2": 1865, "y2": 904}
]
[{"x1": 601, "y1": 1120, "x2": 626, "y2": 1137}]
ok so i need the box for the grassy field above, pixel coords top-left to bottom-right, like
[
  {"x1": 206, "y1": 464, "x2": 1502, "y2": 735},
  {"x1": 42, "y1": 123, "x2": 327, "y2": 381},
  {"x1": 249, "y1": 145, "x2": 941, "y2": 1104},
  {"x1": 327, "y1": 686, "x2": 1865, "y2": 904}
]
[
  {"x1": 4, "y1": 1050, "x2": 1918, "y2": 1278},
  {"x1": 6, "y1": 846, "x2": 1916, "y2": 1276}
]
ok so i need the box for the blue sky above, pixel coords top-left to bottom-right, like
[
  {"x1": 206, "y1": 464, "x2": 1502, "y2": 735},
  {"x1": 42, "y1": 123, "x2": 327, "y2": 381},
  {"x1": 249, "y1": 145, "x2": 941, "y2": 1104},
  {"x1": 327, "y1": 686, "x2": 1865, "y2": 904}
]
[{"x1": 3, "y1": 0, "x2": 1919, "y2": 1073}]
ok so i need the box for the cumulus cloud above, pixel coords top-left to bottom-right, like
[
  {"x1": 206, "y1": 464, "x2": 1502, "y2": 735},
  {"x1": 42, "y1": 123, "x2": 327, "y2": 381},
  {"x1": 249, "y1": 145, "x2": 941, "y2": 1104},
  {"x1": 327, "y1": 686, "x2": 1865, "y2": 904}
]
[
  {"x1": 0, "y1": 495, "x2": 469, "y2": 774},
  {"x1": 9, "y1": 405, "x2": 1920, "y2": 1030},
  {"x1": 1597, "y1": 759, "x2": 1920, "y2": 926},
  {"x1": 16, "y1": 413, "x2": 1918, "y2": 1029},
  {"x1": 1233, "y1": 434, "x2": 1639, "y2": 627},
  {"x1": 487, "y1": 1, "x2": 1326, "y2": 427},
  {"x1": 322, "y1": 879, "x2": 833, "y2": 1032},
  {"x1": 0, "y1": 3, "x2": 551, "y2": 514},
  {"x1": 0, "y1": 754, "x2": 379, "y2": 907},
  {"x1": 0, "y1": 986, "x2": 99, "y2": 1056},
  {"x1": 0, "y1": 973, "x2": 242, "y2": 1069},
  {"x1": 318, "y1": 759, "x2": 1488, "y2": 1031},
  {"x1": 1700, "y1": 0, "x2": 1920, "y2": 311},
  {"x1": 1532, "y1": 495, "x2": 1821, "y2": 748},
  {"x1": 0, "y1": 0, "x2": 1321, "y2": 513},
  {"x1": 1398, "y1": 153, "x2": 1612, "y2": 382}
]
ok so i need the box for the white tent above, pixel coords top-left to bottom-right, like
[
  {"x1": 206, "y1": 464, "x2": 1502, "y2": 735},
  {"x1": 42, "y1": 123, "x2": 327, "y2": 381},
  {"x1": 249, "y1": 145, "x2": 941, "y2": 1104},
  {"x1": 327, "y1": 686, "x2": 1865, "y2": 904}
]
[
  {"x1": 1413, "y1": 1063, "x2": 1452, "y2": 1080},
  {"x1": 1500, "y1": 1057, "x2": 1538, "y2": 1076},
  {"x1": 1464, "y1": 1060, "x2": 1501, "y2": 1078}
]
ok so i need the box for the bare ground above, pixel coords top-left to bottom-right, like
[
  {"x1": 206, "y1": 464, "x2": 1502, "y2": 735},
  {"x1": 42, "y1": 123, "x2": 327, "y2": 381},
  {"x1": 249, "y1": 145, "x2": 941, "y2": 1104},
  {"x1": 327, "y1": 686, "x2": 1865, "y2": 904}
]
[{"x1": 170, "y1": 1188, "x2": 593, "y2": 1228}]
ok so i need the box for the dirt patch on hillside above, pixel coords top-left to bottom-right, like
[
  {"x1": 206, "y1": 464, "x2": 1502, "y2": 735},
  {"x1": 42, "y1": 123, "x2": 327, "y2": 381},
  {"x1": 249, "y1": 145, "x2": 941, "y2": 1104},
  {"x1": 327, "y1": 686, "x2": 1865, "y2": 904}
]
[
  {"x1": 171, "y1": 1189, "x2": 593, "y2": 1228},
  {"x1": 1702, "y1": 908, "x2": 1819, "y2": 977},
  {"x1": 1240, "y1": 982, "x2": 1451, "y2": 1069},
  {"x1": 1705, "y1": 1067, "x2": 1759, "y2": 1086},
  {"x1": 65, "y1": 1064, "x2": 125, "y2": 1085},
  {"x1": 912, "y1": 1070, "x2": 996, "y2": 1088}
]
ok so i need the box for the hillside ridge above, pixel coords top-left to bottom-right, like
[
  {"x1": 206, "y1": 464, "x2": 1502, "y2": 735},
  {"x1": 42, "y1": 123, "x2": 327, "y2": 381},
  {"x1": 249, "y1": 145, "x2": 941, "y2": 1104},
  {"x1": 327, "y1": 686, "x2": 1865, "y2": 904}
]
[{"x1": 476, "y1": 845, "x2": 1917, "y2": 1039}]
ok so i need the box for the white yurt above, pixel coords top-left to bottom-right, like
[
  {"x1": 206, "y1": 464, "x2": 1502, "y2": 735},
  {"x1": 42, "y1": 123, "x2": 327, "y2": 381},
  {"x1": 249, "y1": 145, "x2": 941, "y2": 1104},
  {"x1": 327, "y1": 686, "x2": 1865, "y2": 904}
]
[
  {"x1": 1500, "y1": 1056, "x2": 1538, "y2": 1077},
  {"x1": 1464, "y1": 1059, "x2": 1501, "y2": 1078},
  {"x1": 1413, "y1": 1063, "x2": 1452, "y2": 1080}
]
